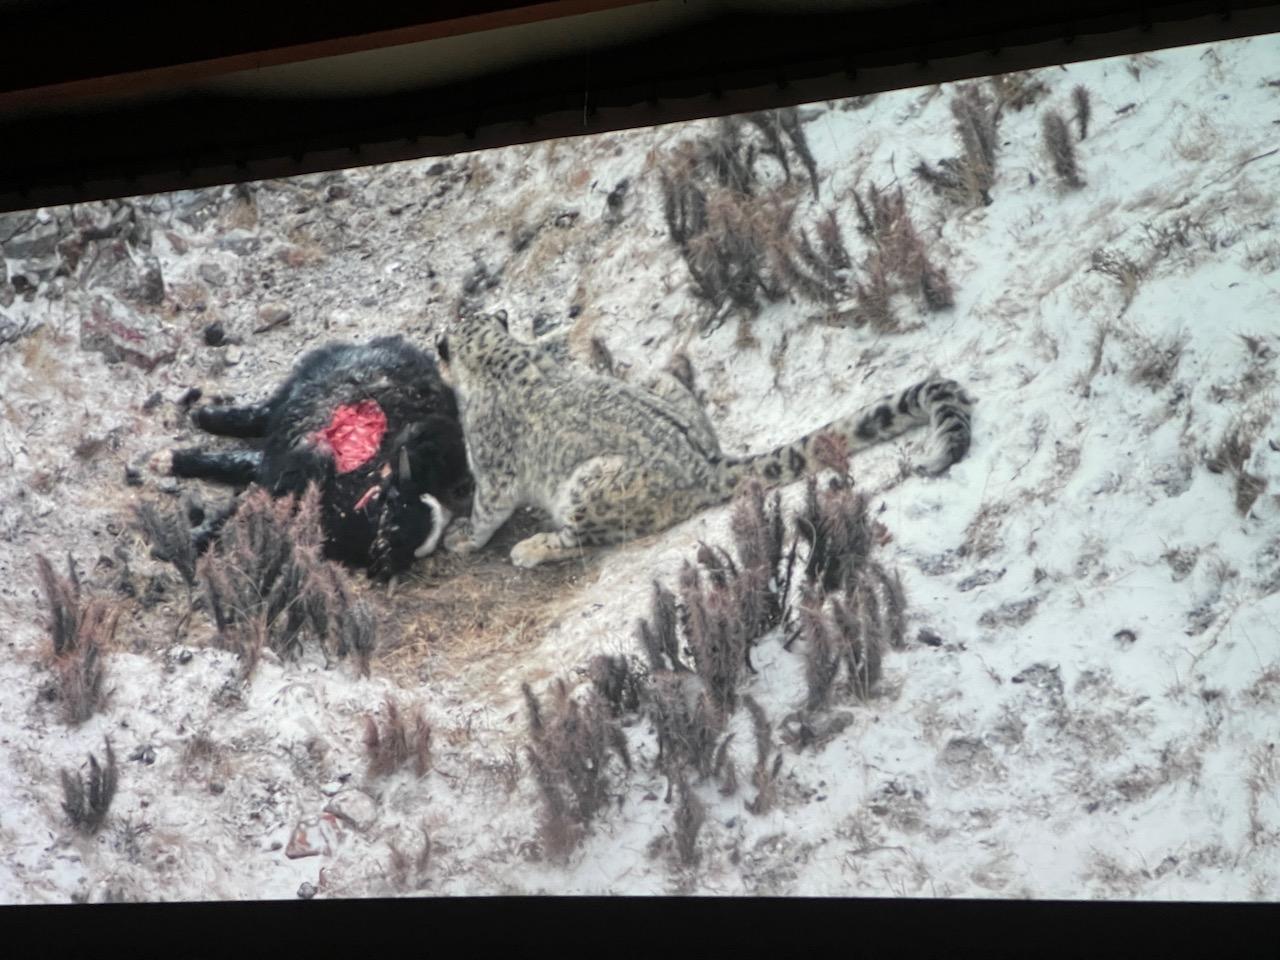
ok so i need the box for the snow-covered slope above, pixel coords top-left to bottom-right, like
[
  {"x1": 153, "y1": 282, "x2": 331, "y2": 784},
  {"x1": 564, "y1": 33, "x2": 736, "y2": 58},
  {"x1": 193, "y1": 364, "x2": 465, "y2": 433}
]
[{"x1": 1, "y1": 34, "x2": 1278, "y2": 902}]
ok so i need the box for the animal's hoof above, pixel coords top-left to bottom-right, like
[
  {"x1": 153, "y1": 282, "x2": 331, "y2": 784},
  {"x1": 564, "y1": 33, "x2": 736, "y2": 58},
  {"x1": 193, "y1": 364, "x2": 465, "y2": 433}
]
[{"x1": 148, "y1": 449, "x2": 174, "y2": 475}]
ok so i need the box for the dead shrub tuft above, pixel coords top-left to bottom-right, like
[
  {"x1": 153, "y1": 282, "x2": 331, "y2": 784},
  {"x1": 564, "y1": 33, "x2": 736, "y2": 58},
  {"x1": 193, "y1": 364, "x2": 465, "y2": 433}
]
[
  {"x1": 61, "y1": 738, "x2": 118, "y2": 834},
  {"x1": 1042, "y1": 110, "x2": 1086, "y2": 190},
  {"x1": 794, "y1": 476, "x2": 873, "y2": 593},
  {"x1": 673, "y1": 773, "x2": 706, "y2": 867},
  {"x1": 387, "y1": 822, "x2": 433, "y2": 892},
  {"x1": 1129, "y1": 332, "x2": 1188, "y2": 391},
  {"x1": 1072, "y1": 85, "x2": 1092, "y2": 140},
  {"x1": 649, "y1": 671, "x2": 723, "y2": 797},
  {"x1": 847, "y1": 184, "x2": 953, "y2": 330},
  {"x1": 915, "y1": 83, "x2": 1000, "y2": 207},
  {"x1": 199, "y1": 485, "x2": 375, "y2": 678},
  {"x1": 989, "y1": 71, "x2": 1049, "y2": 112},
  {"x1": 743, "y1": 695, "x2": 782, "y2": 815},
  {"x1": 133, "y1": 499, "x2": 199, "y2": 589},
  {"x1": 790, "y1": 476, "x2": 903, "y2": 717},
  {"x1": 660, "y1": 111, "x2": 851, "y2": 330},
  {"x1": 523, "y1": 679, "x2": 630, "y2": 860},
  {"x1": 1207, "y1": 422, "x2": 1267, "y2": 516},
  {"x1": 586, "y1": 654, "x2": 643, "y2": 717},
  {"x1": 36, "y1": 553, "x2": 116, "y2": 724},
  {"x1": 364, "y1": 697, "x2": 431, "y2": 779}
]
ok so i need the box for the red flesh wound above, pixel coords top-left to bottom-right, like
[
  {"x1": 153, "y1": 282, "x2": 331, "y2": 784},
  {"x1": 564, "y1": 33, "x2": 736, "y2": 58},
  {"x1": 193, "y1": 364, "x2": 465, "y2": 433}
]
[{"x1": 317, "y1": 400, "x2": 387, "y2": 474}]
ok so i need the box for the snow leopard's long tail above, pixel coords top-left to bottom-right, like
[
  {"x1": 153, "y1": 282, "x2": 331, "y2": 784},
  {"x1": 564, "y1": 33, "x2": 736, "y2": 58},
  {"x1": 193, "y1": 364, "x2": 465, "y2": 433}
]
[{"x1": 715, "y1": 378, "x2": 974, "y2": 496}]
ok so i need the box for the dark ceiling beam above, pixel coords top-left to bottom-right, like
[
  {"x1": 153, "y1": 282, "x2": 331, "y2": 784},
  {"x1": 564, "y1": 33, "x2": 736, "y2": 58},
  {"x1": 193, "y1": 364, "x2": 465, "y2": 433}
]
[
  {"x1": 0, "y1": 1, "x2": 650, "y2": 97},
  {"x1": 2, "y1": 0, "x2": 1279, "y2": 213}
]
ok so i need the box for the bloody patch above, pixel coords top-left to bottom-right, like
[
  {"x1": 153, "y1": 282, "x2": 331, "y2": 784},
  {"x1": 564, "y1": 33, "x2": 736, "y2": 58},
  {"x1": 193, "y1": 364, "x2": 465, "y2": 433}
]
[{"x1": 317, "y1": 400, "x2": 387, "y2": 473}]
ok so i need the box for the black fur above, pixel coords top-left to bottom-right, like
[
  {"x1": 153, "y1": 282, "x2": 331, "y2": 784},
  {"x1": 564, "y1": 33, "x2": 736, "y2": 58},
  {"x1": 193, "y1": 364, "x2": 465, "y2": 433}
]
[{"x1": 166, "y1": 336, "x2": 472, "y2": 580}]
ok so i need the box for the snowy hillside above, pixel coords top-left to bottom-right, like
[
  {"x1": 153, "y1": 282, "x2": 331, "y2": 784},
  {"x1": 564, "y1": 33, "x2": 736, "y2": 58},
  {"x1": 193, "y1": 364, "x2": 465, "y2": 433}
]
[{"x1": 1, "y1": 33, "x2": 1279, "y2": 902}]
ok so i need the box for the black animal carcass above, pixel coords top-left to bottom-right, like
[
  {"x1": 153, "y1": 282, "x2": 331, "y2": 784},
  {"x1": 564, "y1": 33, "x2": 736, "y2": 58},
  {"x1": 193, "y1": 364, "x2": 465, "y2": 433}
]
[{"x1": 155, "y1": 335, "x2": 472, "y2": 579}]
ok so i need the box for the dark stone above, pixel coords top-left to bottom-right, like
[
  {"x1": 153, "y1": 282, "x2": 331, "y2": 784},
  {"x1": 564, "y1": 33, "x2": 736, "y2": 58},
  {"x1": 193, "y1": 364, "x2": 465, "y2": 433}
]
[
  {"x1": 203, "y1": 322, "x2": 226, "y2": 346},
  {"x1": 325, "y1": 183, "x2": 349, "y2": 202},
  {"x1": 198, "y1": 263, "x2": 227, "y2": 287},
  {"x1": 425, "y1": 162, "x2": 447, "y2": 176},
  {"x1": 568, "y1": 304, "x2": 582, "y2": 318},
  {"x1": 1, "y1": 218, "x2": 60, "y2": 259},
  {"x1": 123, "y1": 466, "x2": 143, "y2": 487},
  {"x1": 142, "y1": 390, "x2": 163, "y2": 411},
  {"x1": 130, "y1": 254, "x2": 165, "y2": 305},
  {"x1": 179, "y1": 387, "x2": 203, "y2": 407},
  {"x1": 916, "y1": 628, "x2": 944, "y2": 647}
]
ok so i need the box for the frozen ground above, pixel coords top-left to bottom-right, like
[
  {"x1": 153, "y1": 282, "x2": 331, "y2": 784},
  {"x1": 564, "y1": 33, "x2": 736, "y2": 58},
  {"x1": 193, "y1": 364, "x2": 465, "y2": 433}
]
[{"x1": 1, "y1": 34, "x2": 1279, "y2": 902}]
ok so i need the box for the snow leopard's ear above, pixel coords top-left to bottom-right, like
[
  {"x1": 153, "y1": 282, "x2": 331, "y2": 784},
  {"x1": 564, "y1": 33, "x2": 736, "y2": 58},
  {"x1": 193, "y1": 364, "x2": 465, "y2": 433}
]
[
  {"x1": 492, "y1": 309, "x2": 508, "y2": 332},
  {"x1": 435, "y1": 333, "x2": 450, "y2": 364}
]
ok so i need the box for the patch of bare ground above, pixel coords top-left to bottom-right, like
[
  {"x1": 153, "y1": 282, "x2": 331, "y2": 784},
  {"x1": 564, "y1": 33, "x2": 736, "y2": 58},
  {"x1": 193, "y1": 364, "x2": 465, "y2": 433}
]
[{"x1": 374, "y1": 511, "x2": 602, "y2": 698}]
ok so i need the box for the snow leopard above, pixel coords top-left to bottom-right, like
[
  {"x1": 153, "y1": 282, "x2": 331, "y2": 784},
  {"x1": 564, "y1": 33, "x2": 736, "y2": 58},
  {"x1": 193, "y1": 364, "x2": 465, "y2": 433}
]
[{"x1": 435, "y1": 312, "x2": 974, "y2": 568}]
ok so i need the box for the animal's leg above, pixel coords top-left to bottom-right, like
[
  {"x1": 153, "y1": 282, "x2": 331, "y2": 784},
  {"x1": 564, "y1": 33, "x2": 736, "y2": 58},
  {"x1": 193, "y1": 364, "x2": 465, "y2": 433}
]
[
  {"x1": 193, "y1": 401, "x2": 273, "y2": 438},
  {"x1": 153, "y1": 447, "x2": 263, "y2": 486},
  {"x1": 510, "y1": 457, "x2": 672, "y2": 568},
  {"x1": 190, "y1": 498, "x2": 240, "y2": 553},
  {"x1": 642, "y1": 358, "x2": 721, "y2": 458},
  {"x1": 443, "y1": 472, "x2": 519, "y2": 554}
]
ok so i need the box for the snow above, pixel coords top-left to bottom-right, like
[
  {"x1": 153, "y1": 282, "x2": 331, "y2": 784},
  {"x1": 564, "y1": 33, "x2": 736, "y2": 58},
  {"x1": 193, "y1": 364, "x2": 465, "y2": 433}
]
[{"x1": 2, "y1": 33, "x2": 1280, "y2": 902}]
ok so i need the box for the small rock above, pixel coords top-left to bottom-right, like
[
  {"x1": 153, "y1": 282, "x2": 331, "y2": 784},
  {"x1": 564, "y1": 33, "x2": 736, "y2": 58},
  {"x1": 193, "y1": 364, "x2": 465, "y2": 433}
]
[
  {"x1": 323, "y1": 791, "x2": 378, "y2": 832},
  {"x1": 80, "y1": 296, "x2": 178, "y2": 371},
  {"x1": 215, "y1": 235, "x2": 259, "y2": 256},
  {"x1": 203, "y1": 322, "x2": 226, "y2": 346},
  {"x1": 568, "y1": 304, "x2": 582, "y2": 319},
  {"x1": 320, "y1": 781, "x2": 343, "y2": 797},
  {"x1": 129, "y1": 745, "x2": 156, "y2": 765},
  {"x1": 324, "y1": 183, "x2": 350, "y2": 202},
  {"x1": 198, "y1": 263, "x2": 228, "y2": 287},
  {"x1": 208, "y1": 781, "x2": 225, "y2": 795},
  {"x1": 129, "y1": 254, "x2": 165, "y2": 305},
  {"x1": 176, "y1": 647, "x2": 193, "y2": 665},
  {"x1": 425, "y1": 162, "x2": 448, "y2": 176},
  {"x1": 1, "y1": 218, "x2": 61, "y2": 259},
  {"x1": 917, "y1": 628, "x2": 944, "y2": 647},
  {"x1": 142, "y1": 390, "x2": 163, "y2": 411},
  {"x1": 256, "y1": 304, "x2": 291, "y2": 329},
  {"x1": 553, "y1": 211, "x2": 579, "y2": 229},
  {"x1": 123, "y1": 466, "x2": 143, "y2": 487},
  {"x1": 224, "y1": 346, "x2": 243, "y2": 366},
  {"x1": 296, "y1": 882, "x2": 317, "y2": 899}
]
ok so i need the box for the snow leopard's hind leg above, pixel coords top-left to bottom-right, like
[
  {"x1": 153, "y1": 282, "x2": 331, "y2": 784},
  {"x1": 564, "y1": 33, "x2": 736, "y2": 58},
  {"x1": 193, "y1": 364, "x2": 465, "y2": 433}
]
[
  {"x1": 640, "y1": 354, "x2": 722, "y2": 460},
  {"x1": 509, "y1": 455, "x2": 694, "y2": 568}
]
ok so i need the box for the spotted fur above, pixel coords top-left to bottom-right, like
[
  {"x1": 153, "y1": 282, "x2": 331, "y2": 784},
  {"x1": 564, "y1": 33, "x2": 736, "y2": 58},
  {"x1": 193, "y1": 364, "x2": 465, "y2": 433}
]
[{"x1": 437, "y1": 313, "x2": 973, "y2": 568}]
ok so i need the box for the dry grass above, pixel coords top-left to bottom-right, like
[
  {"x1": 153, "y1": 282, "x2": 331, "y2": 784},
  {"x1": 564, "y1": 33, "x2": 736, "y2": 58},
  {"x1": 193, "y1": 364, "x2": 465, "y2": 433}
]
[
  {"x1": 1128, "y1": 331, "x2": 1188, "y2": 391},
  {"x1": 375, "y1": 512, "x2": 596, "y2": 693},
  {"x1": 847, "y1": 184, "x2": 954, "y2": 330},
  {"x1": 915, "y1": 83, "x2": 1000, "y2": 208},
  {"x1": 523, "y1": 677, "x2": 631, "y2": 861},
  {"x1": 1042, "y1": 110, "x2": 1086, "y2": 190},
  {"x1": 364, "y1": 697, "x2": 432, "y2": 779},
  {"x1": 61, "y1": 738, "x2": 118, "y2": 834},
  {"x1": 36, "y1": 553, "x2": 117, "y2": 724},
  {"x1": 1206, "y1": 419, "x2": 1268, "y2": 516}
]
